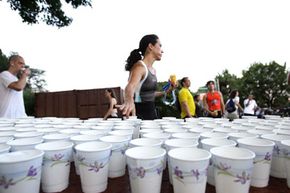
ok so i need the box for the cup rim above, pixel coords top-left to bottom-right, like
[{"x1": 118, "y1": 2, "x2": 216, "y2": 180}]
[
  {"x1": 35, "y1": 141, "x2": 74, "y2": 151},
  {"x1": 201, "y1": 138, "x2": 237, "y2": 147},
  {"x1": 100, "y1": 135, "x2": 130, "y2": 143},
  {"x1": 237, "y1": 138, "x2": 275, "y2": 147},
  {"x1": 7, "y1": 137, "x2": 43, "y2": 146},
  {"x1": 129, "y1": 138, "x2": 163, "y2": 146},
  {"x1": 0, "y1": 149, "x2": 44, "y2": 163},
  {"x1": 210, "y1": 146, "x2": 255, "y2": 160},
  {"x1": 168, "y1": 147, "x2": 211, "y2": 161},
  {"x1": 125, "y1": 147, "x2": 166, "y2": 160},
  {"x1": 75, "y1": 141, "x2": 112, "y2": 152},
  {"x1": 281, "y1": 139, "x2": 290, "y2": 146}
]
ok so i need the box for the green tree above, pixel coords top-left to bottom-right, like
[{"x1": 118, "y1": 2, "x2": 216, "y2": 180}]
[
  {"x1": 6, "y1": 0, "x2": 92, "y2": 27},
  {"x1": 216, "y1": 69, "x2": 242, "y2": 101},
  {"x1": 240, "y1": 61, "x2": 289, "y2": 108},
  {"x1": 0, "y1": 49, "x2": 9, "y2": 72}
]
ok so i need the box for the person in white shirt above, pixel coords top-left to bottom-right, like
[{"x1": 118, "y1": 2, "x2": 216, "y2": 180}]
[
  {"x1": 0, "y1": 55, "x2": 30, "y2": 118},
  {"x1": 243, "y1": 94, "x2": 258, "y2": 116}
]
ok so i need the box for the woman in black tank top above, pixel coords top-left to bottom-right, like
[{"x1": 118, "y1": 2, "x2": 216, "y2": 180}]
[{"x1": 120, "y1": 34, "x2": 165, "y2": 120}]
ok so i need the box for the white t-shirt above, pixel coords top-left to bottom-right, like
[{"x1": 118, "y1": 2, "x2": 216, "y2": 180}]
[
  {"x1": 243, "y1": 98, "x2": 257, "y2": 115},
  {"x1": 0, "y1": 71, "x2": 27, "y2": 118}
]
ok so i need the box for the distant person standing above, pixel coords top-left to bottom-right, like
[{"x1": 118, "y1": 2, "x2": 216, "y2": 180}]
[
  {"x1": 103, "y1": 89, "x2": 118, "y2": 120},
  {"x1": 225, "y1": 90, "x2": 243, "y2": 120},
  {"x1": 194, "y1": 94, "x2": 204, "y2": 117},
  {"x1": 120, "y1": 34, "x2": 165, "y2": 120},
  {"x1": 203, "y1": 80, "x2": 225, "y2": 118},
  {"x1": 178, "y1": 77, "x2": 195, "y2": 118},
  {"x1": 0, "y1": 55, "x2": 30, "y2": 118},
  {"x1": 243, "y1": 94, "x2": 258, "y2": 116}
]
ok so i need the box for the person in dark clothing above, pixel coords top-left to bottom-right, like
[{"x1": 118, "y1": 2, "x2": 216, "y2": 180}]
[{"x1": 120, "y1": 34, "x2": 165, "y2": 120}]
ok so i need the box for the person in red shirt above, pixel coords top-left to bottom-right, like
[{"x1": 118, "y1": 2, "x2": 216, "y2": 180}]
[{"x1": 202, "y1": 80, "x2": 225, "y2": 118}]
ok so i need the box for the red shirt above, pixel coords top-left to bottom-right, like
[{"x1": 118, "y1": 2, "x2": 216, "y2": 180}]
[{"x1": 206, "y1": 91, "x2": 222, "y2": 111}]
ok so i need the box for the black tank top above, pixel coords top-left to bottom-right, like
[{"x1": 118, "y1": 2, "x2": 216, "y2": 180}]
[{"x1": 134, "y1": 61, "x2": 157, "y2": 102}]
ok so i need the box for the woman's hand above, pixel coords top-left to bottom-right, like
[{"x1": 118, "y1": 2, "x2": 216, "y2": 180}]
[{"x1": 118, "y1": 98, "x2": 135, "y2": 119}]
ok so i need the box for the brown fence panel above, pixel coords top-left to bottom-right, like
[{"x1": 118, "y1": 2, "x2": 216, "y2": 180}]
[{"x1": 35, "y1": 87, "x2": 123, "y2": 119}]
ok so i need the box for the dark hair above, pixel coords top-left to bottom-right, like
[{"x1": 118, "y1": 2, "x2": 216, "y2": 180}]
[
  {"x1": 106, "y1": 89, "x2": 116, "y2": 99},
  {"x1": 194, "y1": 94, "x2": 200, "y2": 101},
  {"x1": 125, "y1": 34, "x2": 159, "y2": 71},
  {"x1": 180, "y1": 77, "x2": 188, "y2": 87},
  {"x1": 8, "y1": 54, "x2": 21, "y2": 67},
  {"x1": 206, "y1": 80, "x2": 215, "y2": 87},
  {"x1": 229, "y1": 89, "x2": 238, "y2": 99}
]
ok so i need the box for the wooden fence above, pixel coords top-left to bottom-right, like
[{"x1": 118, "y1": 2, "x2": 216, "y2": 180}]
[{"x1": 35, "y1": 87, "x2": 123, "y2": 119}]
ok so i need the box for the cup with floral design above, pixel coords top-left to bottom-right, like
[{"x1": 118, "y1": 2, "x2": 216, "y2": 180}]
[
  {"x1": 200, "y1": 138, "x2": 237, "y2": 186},
  {"x1": 70, "y1": 134, "x2": 100, "y2": 175},
  {"x1": 261, "y1": 134, "x2": 290, "y2": 178},
  {"x1": 0, "y1": 149, "x2": 44, "y2": 193},
  {"x1": 168, "y1": 147, "x2": 211, "y2": 193},
  {"x1": 125, "y1": 146, "x2": 166, "y2": 193},
  {"x1": 210, "y1": 146, "x2": 255, "y2": 193},
  {"x1": 165, "y1": 139, "x2": 199, "y2": 184},
  {"x1": 238, "y1": 137, "x2": 275, "y2": 187},
  {"x1": 281, "y1": 139, "x2": 290, "y2": 188},
  {"x1": 100, "y1": 135, "x2": 130, "y2": 178},
  {"x1": 35, "y1": 141, "x2": 73, "y2": 192},
  {"x1": 75, "y1": 141, "x2": 112, "y2": 193}
]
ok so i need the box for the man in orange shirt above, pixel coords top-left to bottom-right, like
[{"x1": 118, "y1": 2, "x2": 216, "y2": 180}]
[{"x1": 202, "y1": 80, "x2": 225, "y2": 118}]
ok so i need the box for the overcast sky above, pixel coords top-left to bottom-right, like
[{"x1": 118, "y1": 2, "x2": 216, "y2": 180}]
[{"x1": 0, "y1": 0, "x2": 289, "y2": 92}]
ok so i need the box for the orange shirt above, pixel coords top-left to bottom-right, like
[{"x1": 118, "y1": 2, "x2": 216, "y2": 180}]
[{"x1": 206, "y1": 91, "x2": 222, "y2": 111}]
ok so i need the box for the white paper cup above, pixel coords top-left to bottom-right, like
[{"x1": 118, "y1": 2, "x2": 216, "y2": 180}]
[
  {"x1": 237, "y1": 138, "x2": 275, "y2": 187},
  {"x1": 129, "y1": 138, "x2": 163, "y2": 148},
  {"x1": 0, "y1": 144, "x2": 11, "y2": 154},
  {"x1": 247, "y1": 129, "x2": 274, "y2": 137},
  {"x1": 210, "y1": 146, "x2": 255, "y2": 193},
  {"x1": 14, "y1": 131, "x2": 44, "y2": 139},
  {"x1": 7, "y1": 138, "x2": 44, "y2": 152},
  {"x1": 108, "y1": 129, "x2": 133, "y2": 140},
  {"x1": 165, "y1": 139, "x2": 199, "y2": 184},
  {"x1": 75, "y1": 141, "x2": 112, "y2": 193},
  {"x1": 42, "y1": 133, "x2": 71, "y2": 142},
  {"x1": 261, "y1": 134, "x2": 290, "y2": 178},
  {"x1": 200, "y1": 132, "x2": 228, "y2": 140},
  {"x1": 168, "y1": 148, "x2": 211, "y2": 193},
  {"x1": 0, "y1": 150, "x2": 44, "y2": 193},
  {"x1": 200, "y1": 138, "x2": 237, "y2": 186},
  {"x1": 126, "y1": 147, "x2": 166, "y2": 193},
  {"x1": 70, "y1": 135, "x2": 101, "y2": 175},
  {"x1": 228, "y1": 132, "x2": 258, "y2": 142},
  {"x1": 35, "y1": 141, "x2": 73, "y2": 192},
  {"x1": 171, "y1": 132, "x2": 200, "y2": 141},
  {"x1": 99, "y1": 135, "x2": 130, "y2": 178},
  {"x1": 139, "y1": 129, "x2": 163, "y2": 138},
  {"x1": 143, "y1": 132, "x2": 171, "y2": 144},
  {"x1": 79, "y1": 130, "x2": 106, "y2": 138},
  {"x1": 281, "y1": 139, "x2": 290, "y2": 188},
  {"x1": 0, "y1": 131, "x2": 16, "y2": 137},
  {"x1": 0, "y1": 136, "x2": 14, "y2": 144}
]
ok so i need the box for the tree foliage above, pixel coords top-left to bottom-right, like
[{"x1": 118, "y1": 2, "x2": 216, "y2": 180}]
[
  {"x1": 240, "y1": 61, "x2": 289, "y2": 108},
  {"x1": 6, "y1": 0, "x2": 92, "y2": 27},
  {"x1": 216, "y1": 61, "x2": 289, "y2": 109},
  {"x1": 216, "y1": 69, "x2": 241, "y2": 101}
]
